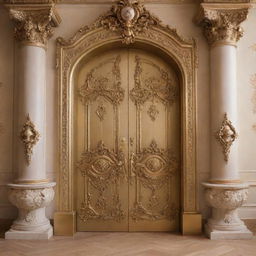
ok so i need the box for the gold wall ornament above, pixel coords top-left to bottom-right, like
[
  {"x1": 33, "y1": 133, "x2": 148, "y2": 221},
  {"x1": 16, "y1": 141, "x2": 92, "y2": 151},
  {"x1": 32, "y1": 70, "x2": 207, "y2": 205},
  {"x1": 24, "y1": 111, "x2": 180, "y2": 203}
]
[
  {"x1": 130, "y1": 140, "x2": 179, "y2": 221},
  {"x1": 77, "y1": 140, "x2": 126, "y2": 222},
  {"x1": 195, "y1": 4, "x2": 250, "y2": 46},
  {"x1": 7, "y1": 4, "x2": 61, "y2": 48},
  {"x1": 216, "y1": 113, "x2": 238, "y2": 162},
  {"x1": 98, "y1": 0, "x2": 160, "y2": 44},
  {"x1": 20, "y1": 114, "x2": 40, "y2": 165}
]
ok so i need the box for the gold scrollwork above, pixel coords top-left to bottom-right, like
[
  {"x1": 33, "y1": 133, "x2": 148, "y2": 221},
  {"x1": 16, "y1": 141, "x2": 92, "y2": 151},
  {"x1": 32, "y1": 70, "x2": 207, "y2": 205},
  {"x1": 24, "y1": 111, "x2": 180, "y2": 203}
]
[
  {"x1": 216, "y1": 113, "x2": 238, "y2": 162},
  {"x1": 20, "y1": 114, "x2": 40, "y2": 165},
  {"x1": 78, "y1": 55, "x2": 124, "y2": 106},
  {"x1": 77, "y1": 140, "x2": 126, "y2": 222},
  {"x1": 95, "y1": 102, "x2": 106, "y2": 121},
  {"x1": 130, "y1": 55, "x2": 177, "y2": 107},
  {"x1": 99, "y1": 0, "x2": 160, "y2": 44},
  {"x1": 130, "y1": 140, "x2": 179, "y2": 221}
]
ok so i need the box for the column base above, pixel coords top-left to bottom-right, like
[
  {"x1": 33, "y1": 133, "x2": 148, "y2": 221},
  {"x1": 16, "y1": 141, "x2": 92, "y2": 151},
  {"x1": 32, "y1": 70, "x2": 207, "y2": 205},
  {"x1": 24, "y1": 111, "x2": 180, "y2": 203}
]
[
  {"x1": 205, "y1": 224, "x2": 253, "y2": 240},
  {"x1": 182, "y1": 212, "x2": 202, "y2": 235},
  {"x1": 5, "y1": 226, "x2": 53, "y2": 240}
]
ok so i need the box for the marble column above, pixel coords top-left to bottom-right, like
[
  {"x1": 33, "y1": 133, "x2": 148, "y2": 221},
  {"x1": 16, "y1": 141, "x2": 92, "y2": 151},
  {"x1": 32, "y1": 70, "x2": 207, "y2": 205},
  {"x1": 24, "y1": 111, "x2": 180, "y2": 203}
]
[
  {"x1": 196, "y1": 3, "x2": 253, "y2": 240},
  {"x1": 4, "y1": 4, "x2": 61, "y2": 240}
]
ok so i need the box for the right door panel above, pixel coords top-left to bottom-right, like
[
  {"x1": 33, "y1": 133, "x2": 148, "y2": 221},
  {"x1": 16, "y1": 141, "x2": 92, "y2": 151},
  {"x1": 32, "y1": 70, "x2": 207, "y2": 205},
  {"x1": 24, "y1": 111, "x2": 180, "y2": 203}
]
[{"x1": 128, "y1": 49, "x2": 180, "y2": 231}]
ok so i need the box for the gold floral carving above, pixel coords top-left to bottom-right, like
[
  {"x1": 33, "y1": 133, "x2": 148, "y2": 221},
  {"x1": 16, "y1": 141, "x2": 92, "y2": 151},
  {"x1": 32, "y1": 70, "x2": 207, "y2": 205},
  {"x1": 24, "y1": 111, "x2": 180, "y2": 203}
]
[
  {"x1": 20, "y1": 114, "x2": 40, "y2": 165},
  {"x1": 130, "y1": 55, "x2": 178, "y2": 106},
  {"x1": 79, "y1": 55, "x2": 124, "y2": 106},
  {"x1": 95, "y1": 103, "x2": 106, "y2": 121},
  {"x1": 216, "y1": 113, "x2": 238, "y2": 162},
  {"x1": 8, "y1": 5, "x2": 61, "y2": 48},
  {"x1": 57, "y1": 0, "x2": 197, "y2": 215},
  {"x1": 130, "y1": 140, "x2": 179, "y2": 221},
  {"x1": 77, "y1": 140, "x2": 126, "y2": 222},
  {"x1": 196, "y1": 4, "x2": 250, "y2": 45},
  {"x1": 147, "y1": 104, "x2": 159, "y2": 121}
]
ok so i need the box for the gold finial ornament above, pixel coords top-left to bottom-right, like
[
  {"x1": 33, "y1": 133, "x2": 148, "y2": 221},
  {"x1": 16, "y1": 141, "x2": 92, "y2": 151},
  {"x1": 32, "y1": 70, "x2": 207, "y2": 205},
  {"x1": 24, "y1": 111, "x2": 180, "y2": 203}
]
[
  {"x1": 216, "y1": 113, "x2": 238, "y2": 162},
  {"x1": 99, "y1": 0, "x2": 160, "y2": 44},
  {"x1": 20, "y1": 114, "x2": 40, "y2": 165}
]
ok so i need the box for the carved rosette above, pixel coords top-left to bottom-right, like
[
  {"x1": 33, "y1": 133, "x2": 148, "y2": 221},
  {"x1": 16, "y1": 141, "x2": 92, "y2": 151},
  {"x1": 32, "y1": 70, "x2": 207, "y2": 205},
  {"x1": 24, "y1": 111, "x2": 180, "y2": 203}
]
[
  {"x1": 20, "y1": 114, "x2": 40, "y2": 165},
  {"x1": 216, "y1": 113, "x2": 238, "y2": 162},
  {"x1": 98, "y1": 0, "x2": 160, "y2": 44},
  {"x1": 196, "y1": 5, "x2": 250, "y2": 45},
  {"x1": 8, "y1": 5, "x2": 61, "y2": 48}
]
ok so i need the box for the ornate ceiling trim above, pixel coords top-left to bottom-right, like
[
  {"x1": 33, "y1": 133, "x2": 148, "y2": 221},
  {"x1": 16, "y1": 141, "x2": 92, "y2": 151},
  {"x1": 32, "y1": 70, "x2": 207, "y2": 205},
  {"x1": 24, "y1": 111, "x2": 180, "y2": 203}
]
[{"x1": 56, "y1": 0, "x2": 198, "y2": 217}]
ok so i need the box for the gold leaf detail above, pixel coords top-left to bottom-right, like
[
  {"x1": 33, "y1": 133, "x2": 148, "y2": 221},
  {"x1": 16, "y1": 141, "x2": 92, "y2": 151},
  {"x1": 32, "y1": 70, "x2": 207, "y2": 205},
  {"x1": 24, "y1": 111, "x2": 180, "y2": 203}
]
[
  {"x1": 95, "y1": 103, "x2": 106, "y2": 121},
  {"x1": 130, "y1": 140, "x2": 179, "y2": 221},
  {"x1": 20, "y1": 114, "x2": 40, "y2": 165},
  {"x1": 99, "y1": 0, "x2": 160, "y2": 44},
  {"x1": 216, "y1": 113, "x2": 238, "y2": 162},
  {"x1": 77, "y1": 141, "x2": 126, "y2": 222},
  {"x1": 147, "y1": 104, "x2": 159, "y2": 121},
  {"x1": 79, "y1": 55, "x2": 124, "y2": 106}
]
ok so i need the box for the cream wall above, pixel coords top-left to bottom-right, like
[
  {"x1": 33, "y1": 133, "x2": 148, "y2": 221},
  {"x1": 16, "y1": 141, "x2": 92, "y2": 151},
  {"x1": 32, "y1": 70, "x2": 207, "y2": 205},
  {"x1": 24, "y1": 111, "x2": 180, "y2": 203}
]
[{"x1": 0, "y1": 2, "x2": 254, "y2": 221}]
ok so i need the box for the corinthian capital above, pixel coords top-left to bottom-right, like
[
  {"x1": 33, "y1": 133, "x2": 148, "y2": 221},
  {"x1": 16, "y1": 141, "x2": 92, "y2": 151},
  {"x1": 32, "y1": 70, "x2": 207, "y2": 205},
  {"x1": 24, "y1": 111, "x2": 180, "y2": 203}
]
[
  {"x1": 196, "y1": 4, "x2": 251, "y2": 46},
  {"x1": 6, "y1": 4, "x2": 61, "y2": 48}
]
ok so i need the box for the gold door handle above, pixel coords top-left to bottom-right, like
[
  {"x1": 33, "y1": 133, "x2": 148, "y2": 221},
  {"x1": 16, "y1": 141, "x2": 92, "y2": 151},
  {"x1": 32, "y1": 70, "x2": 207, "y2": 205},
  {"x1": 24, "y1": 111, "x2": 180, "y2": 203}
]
[{"x1": 129, "y1": 137, "x2": 134, "y2": 146}]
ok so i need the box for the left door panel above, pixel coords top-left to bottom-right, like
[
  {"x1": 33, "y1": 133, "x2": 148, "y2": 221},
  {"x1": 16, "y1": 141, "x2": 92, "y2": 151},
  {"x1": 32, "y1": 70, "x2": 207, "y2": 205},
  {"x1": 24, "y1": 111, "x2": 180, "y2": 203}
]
[{"x1": 75, "y1": 49, "x2": 129, "y2": 231}]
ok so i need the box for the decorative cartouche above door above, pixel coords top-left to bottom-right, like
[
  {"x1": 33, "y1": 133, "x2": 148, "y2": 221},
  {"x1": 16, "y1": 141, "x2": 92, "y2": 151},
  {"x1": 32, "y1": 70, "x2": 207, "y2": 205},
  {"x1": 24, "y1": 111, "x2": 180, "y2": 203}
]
[{"x1": 75, "y1": 48, "x2": 180, "y2": 232}]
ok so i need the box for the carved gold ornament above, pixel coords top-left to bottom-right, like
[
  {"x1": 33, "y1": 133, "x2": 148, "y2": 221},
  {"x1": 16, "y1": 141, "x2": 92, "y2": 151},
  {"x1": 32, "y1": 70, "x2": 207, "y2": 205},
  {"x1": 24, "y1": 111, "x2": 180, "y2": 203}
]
[
  {"x1": 8, "y1": 5, "x2": 61, "y2": 48},
  {"x1": 20, "y1": 114, "x2": 40, "y2": 165},
  {"x1": 130, "y1": 140, "x2": 179, "y2": 221},
  {"x1": 79, "y1": 55, "x2": 124, "y2": 106},
  {"x1": 216, "y1": 113, "x2": 238, "y2": 162},
  {"x1": 196, "y1": 4, "x2": 250, "y2": 46},
  {"x1": 130, "y1": 55, "x2": 177, "y2": 107},
  {"x1": 77, "y1": 140, "x2": 126, "y2": 222},
  {"x1": 147, "y1": 104, "x2": 159, "y2": 121},
  {"x1": 97, "y1": 0, "x2": 160, "y2": 44},
  {"x1": 95, "y1": 102, "x2": 107, "y2": 121}
]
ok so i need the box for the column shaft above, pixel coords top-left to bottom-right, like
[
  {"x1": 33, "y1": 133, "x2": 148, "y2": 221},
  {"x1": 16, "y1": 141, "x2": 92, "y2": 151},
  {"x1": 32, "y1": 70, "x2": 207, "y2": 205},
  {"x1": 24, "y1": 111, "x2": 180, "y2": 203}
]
[
  {"x1": 17, "y1": 45, "x2": 46, "y2": 182},
  {"x1": 210, "y1": 44, "x2": 239, "y2": 181}
]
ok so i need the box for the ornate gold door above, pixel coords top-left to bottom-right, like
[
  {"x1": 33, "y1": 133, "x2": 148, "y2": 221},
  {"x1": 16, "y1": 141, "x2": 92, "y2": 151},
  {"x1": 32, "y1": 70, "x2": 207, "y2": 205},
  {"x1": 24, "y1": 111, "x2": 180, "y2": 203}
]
[{"x1": 75, "y1": 48, "x2": 180, "y2": 231}]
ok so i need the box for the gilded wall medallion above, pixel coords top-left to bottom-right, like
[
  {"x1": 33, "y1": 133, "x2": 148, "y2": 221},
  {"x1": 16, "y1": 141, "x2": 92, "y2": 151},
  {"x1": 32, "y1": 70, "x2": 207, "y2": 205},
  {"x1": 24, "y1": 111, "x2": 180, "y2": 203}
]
[
  {"x1": 20, "y1": 114, "x2": 40, "y2": 165},
  {"x1": 216, "y1": 113, "x2": 238, "y2": 162}
]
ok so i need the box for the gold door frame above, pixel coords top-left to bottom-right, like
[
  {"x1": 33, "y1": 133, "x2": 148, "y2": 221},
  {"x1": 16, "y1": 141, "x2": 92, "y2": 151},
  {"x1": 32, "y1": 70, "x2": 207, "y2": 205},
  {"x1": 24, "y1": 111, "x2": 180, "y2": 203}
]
[{"x1": 54, "y1": 1, "x2": 201, "y2": 235}]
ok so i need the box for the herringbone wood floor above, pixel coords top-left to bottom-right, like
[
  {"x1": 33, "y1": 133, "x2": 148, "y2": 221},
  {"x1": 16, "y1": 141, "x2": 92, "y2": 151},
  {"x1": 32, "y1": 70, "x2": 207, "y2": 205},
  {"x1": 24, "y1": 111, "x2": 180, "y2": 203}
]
[{"x1": 0, "y1": 232, "x2": 256, "y2": 256}]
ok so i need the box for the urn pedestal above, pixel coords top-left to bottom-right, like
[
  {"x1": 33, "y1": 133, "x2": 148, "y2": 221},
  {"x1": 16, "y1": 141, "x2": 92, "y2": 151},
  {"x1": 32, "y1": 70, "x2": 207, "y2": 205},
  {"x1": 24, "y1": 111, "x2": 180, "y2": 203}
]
[
  {"x1": 5, "y1": 182, "x2": 55, "y2": 240},
  {"x1": 203, "y1": 183, "x2": 253, "y2": 240}
]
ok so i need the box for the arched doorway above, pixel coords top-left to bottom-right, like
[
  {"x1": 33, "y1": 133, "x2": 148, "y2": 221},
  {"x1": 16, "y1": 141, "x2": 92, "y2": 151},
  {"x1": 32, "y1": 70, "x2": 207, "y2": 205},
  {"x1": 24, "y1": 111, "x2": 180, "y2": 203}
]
[
  {"x1": 74, "y1": 47, "x2": 180, "y2": 231},
  {"x1": 54, "y1": 0, "x2": 200, "y2": 235}
]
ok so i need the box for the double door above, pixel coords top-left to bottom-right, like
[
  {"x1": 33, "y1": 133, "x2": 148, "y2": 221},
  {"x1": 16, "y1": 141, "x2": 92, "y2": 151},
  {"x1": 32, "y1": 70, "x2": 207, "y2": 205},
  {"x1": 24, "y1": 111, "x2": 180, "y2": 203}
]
[{"x1": 75, "y1": 48, "x2": 180, "y2": 231}]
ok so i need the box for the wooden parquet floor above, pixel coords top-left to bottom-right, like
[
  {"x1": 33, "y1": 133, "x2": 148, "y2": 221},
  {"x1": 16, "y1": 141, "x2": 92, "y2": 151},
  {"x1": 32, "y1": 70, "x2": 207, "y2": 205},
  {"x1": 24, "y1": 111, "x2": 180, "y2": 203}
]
[{"x1": 0, "y1": 232, "x2": 256, "y2": 256}]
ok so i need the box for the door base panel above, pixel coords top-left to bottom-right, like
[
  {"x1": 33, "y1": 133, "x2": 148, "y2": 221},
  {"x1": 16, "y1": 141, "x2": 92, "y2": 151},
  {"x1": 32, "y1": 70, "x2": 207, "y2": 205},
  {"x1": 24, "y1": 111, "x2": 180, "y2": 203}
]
[
  {"x1": 182, "y1": 212, "x2": 202, "y2": 235},
  {"x1": 54, "y1": 212, "x2": 76, "y2": 236}
]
